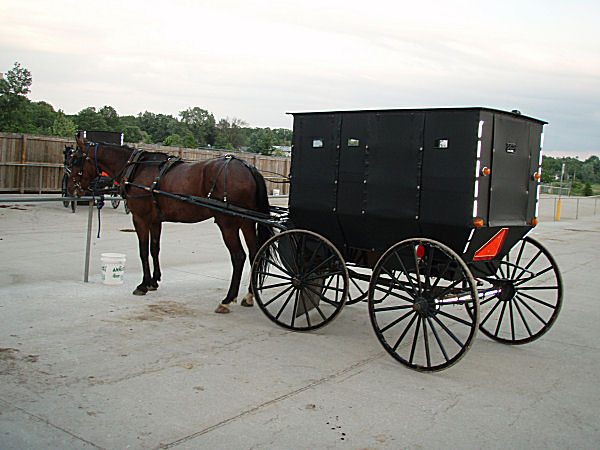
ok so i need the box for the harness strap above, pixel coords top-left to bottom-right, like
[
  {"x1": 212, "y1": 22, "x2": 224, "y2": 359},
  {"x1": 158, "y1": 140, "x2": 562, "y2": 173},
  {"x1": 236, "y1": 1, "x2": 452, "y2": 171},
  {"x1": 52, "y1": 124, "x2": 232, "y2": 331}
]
[
  {"x1": 120, "y1": 148, "x2": 146, "y2": 197},
  {"x1": 208, "y1": 154, "x2": 240, "y2": 202},
  {"x1": 150, "y1": 156, "x2": 182, "y2": 221}
]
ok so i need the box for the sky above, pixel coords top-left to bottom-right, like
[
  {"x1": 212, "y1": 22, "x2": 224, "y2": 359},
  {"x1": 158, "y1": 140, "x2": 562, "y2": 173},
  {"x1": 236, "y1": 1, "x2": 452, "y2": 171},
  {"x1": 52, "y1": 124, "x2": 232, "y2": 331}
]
[{"x1": 1, "y1": 0, "x2": 599, "y2": 158}]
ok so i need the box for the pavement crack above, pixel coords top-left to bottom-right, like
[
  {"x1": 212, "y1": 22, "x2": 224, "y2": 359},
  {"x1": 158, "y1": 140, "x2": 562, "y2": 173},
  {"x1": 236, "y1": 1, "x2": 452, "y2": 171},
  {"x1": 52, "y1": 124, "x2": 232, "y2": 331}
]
[
  {"x1": 156, "y1": 351, "x2": 385, "y2": 449},
  {"x1": 0, "y1": 397, "x2": 105, "y2": 449}
]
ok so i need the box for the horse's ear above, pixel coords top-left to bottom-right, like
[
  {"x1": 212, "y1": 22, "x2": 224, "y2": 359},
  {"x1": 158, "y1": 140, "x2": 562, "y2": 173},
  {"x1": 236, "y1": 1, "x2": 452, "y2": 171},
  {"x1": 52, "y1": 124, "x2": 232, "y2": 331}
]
[{"x1": 75, "y1": 136, "x2": 86, "y2": 149}]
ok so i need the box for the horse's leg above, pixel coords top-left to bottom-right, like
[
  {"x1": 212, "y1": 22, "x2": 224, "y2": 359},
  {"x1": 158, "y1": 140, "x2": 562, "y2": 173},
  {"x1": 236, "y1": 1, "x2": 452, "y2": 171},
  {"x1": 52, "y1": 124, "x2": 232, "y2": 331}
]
[
  {"x1": 132, "y1": 214, "x2": 152, "y2": 295},
  {"x1": 148, "y1": 221, "x2": 162, "y2": 290},
  {"x1": 240, "y1": 221, "x2": 258, "y2": 307},
  {"x1": 214, "y1": 220, "x2": 246, "y2": 314}
]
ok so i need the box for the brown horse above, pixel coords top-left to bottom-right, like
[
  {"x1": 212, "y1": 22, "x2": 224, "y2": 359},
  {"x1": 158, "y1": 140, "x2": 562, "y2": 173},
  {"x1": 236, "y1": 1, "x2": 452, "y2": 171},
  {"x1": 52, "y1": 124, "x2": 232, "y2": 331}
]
[{"x1": 70, "y1": 137, "x2": 273, "y2": 313}]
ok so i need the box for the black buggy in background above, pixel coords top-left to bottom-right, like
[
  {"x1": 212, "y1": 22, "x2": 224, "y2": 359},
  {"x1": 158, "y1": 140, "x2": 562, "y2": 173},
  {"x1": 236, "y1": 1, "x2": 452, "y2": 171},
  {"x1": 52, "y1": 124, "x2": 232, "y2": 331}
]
[
  {"x1": 62, "y1": 130, "x2": 126, "y2": 212},
  {"x1": 250, "y1": 107, "x2": 562, "y2": 372}
]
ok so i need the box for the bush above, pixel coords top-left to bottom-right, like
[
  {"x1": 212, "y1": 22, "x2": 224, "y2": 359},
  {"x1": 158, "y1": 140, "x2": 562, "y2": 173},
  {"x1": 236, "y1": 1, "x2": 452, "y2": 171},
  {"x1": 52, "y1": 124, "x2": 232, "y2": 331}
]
[{"x1": 583, "y1": 183, "x2": 593, "y2": 196}]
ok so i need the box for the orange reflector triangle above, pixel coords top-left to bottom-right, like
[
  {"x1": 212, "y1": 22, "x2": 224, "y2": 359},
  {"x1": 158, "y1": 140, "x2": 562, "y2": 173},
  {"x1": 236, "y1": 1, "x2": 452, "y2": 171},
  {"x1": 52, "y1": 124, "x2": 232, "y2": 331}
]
[{"x1": 473, "y1": 228, "x2": 509, "y2": 261}]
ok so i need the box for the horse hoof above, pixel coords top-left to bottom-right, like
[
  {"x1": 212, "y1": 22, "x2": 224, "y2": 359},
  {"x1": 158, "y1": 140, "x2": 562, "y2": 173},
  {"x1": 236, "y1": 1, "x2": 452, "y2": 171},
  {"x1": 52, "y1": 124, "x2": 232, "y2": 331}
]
[
  {"x1": 148, "y1": 285, "x2": 158, "y2": 291},
  {"x1": 133, "y1": 288, "x2": 147, "y2": 296},
  {"x1": 241, "y1": 293, "x2": 254, "y2": 307},
  {"x1": 215, "y1": 304, "x2": 231, "y2": 314}
]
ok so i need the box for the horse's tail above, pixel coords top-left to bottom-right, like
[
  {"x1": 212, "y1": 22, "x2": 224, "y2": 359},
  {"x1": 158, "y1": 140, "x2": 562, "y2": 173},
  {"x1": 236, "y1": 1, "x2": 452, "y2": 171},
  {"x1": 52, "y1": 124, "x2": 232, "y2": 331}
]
[{"x1": 248, "y1": 164, "x2": 275, "y2": 252}]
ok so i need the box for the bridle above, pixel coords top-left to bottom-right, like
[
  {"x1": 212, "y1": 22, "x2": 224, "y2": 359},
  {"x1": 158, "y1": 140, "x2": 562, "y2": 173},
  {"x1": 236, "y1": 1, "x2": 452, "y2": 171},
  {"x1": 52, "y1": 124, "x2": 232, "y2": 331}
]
[{"x1": 70, "y1": 142, "x2": 101, "y2": 196}]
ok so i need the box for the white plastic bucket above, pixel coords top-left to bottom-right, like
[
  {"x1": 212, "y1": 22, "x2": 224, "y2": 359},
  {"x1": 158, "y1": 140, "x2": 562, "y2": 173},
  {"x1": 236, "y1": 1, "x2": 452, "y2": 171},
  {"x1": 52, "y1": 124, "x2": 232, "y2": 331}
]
[
  {"x1": 272, "y1": 189, "x2": 280, "y2": 196},
  {"x1": 101, "y1": 253, "x2": 126, "y2": 285}
]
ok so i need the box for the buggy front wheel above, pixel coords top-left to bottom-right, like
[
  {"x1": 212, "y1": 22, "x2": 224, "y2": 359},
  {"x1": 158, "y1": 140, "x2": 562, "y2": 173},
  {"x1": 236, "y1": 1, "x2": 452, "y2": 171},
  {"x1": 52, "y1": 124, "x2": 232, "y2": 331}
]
[
  {"x1": 369, "y1": 238, "x2": 479, "y2": 371},
  {"x1": 251, "y1": 229, "x2": 348, "y2": 331}
]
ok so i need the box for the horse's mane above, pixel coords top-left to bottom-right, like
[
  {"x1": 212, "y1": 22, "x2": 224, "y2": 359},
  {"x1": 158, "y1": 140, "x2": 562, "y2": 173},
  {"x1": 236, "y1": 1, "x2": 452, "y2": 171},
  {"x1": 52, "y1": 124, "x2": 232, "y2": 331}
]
[{"x1": 90, "y1": 141, "x2": 171, "y2": 162}]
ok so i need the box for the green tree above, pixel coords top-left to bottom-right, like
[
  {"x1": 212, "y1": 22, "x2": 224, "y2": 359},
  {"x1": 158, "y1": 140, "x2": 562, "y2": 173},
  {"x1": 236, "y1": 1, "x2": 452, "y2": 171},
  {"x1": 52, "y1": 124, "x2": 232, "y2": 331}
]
[
  {"x1": 182, "y1": 134, "x2": 197, "y2": 148},
  {"x1": 98, "y1": 105, "x2": 120, "y2": 131},
  {"x1": 50, "y1": 110, "x2": 77, "y2": 137},
  {"x1": 583, "y1": 182, "x2": 593, "y2": 196},
  {"x1": 215, "y1": 117, "x2": 247, "y2": 149},
  {"x1": 28, "y1": 101, "x2": 56, "y2": 134},
  {"x1": 163, "y1": 134, "x2": 182, "y2": 146},
  {"x1": 75, "y1": 107, "x2": 108, "y2": 131},
  {"x1": 123, "y1": 125, "x2": 143, "y2": 143},
  {"x1": 0, "y1": 62, "x2": 33, "y2": 132},
  {"x1": 179, "y1": 107, "x2": 216, "y2": 146},
  {"x1": 248, "y1": 128, "x2": 275, "y2": 155}
]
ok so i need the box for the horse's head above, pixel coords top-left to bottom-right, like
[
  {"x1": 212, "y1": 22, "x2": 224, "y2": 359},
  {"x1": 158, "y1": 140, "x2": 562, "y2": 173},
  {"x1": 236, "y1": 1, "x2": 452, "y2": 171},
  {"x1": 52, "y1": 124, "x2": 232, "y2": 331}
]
[{"x1": 68, "y1": 137, "x2": 99, "y2": 197}]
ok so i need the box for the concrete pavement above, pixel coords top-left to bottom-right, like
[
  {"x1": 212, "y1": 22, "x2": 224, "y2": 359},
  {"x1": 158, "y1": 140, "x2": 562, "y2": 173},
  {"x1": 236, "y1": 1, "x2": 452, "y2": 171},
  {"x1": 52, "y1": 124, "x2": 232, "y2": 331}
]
[{"x1": 0, "y1": 198, "x2": 599, "y2": 449}]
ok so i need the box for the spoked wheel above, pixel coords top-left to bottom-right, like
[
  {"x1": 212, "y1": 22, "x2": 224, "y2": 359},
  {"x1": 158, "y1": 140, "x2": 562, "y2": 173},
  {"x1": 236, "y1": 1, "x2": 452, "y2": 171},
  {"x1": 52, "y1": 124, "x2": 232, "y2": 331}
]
[
  {"x1": 251, "y1": 229, "x2": 348, "y2": 331},
  {"x1": 61, "y1": 174, "x2": 71, "y2": 208},
  {"x1": 475, "y1": 236, "x2": 563, "y2": 344},
  {"x1": 369, "y1": 238, "x2": 479, "y2": 371}
]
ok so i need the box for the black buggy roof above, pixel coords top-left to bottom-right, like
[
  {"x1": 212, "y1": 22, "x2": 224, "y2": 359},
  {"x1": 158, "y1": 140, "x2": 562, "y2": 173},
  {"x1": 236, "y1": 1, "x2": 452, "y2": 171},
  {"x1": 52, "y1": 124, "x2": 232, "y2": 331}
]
[{"x1": 288, "y1": 107, "x2": 547, "y2": 125}]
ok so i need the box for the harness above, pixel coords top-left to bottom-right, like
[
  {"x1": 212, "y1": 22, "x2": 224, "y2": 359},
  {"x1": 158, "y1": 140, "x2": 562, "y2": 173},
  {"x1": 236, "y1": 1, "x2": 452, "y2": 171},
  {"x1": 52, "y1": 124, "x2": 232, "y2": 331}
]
[{"x1": 74, "y1": 143, "x2": 250, "y2": 223}]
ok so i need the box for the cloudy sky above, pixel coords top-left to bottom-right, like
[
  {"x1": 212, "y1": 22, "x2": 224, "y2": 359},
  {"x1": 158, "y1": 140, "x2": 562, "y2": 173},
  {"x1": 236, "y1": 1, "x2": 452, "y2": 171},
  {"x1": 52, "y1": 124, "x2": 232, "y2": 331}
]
[{"x1": 1, "y1": 0, "x2": 598, "y2": 157}]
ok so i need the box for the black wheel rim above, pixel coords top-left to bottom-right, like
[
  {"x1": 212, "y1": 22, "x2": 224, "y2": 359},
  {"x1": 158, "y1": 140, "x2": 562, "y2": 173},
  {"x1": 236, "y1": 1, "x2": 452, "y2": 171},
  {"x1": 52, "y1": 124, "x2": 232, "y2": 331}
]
[
  {"x1": 61, "y1": 174, "x2": 70, "y2": 207},
  {"x1": 251, "y1": 230, "x2": 348, "y2": 331},
  {"x1": 476, "y1": 236, "x2": 562, "y2": 344},
  {"x1": 369, "y1": 239, "x2": 479, "y2": 371}
]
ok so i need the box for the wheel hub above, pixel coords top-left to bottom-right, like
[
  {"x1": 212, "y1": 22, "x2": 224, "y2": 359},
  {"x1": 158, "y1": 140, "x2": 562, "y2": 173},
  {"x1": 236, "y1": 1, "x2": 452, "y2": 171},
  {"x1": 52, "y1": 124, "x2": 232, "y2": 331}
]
[
  {"x1": 413, "y1": 297, "x2": 435, "y2": 318},
  {"x1": 497, "y1": 281, "x2": 516, "y2": 302}
]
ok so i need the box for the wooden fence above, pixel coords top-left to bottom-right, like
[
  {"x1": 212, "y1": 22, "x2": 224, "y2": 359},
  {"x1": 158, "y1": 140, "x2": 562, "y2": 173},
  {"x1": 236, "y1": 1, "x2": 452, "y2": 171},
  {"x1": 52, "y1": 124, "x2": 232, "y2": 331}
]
[{"x1": 0, "y1": 133, "x2": 290, "y2": 195}]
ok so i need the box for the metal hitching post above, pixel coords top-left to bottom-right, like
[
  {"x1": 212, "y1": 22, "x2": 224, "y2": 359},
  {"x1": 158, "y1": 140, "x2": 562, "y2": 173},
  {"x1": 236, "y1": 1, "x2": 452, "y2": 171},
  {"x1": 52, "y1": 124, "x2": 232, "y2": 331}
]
[{"x1": 84, "y1": 199, "x2": 94, "y2": 282}]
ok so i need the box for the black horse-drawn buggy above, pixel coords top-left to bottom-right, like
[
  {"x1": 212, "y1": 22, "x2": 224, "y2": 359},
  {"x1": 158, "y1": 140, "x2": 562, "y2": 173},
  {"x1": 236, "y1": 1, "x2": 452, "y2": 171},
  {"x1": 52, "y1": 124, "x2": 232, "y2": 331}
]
[{"x1": 70, "y1": 107, "x2": 562, "y2": 372}]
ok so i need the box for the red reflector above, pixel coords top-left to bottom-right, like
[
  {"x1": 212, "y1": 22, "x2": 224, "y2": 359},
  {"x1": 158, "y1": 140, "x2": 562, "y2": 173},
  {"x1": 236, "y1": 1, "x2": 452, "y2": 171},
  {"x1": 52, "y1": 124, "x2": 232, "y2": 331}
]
[
  {"x1": 416, "y1": 244, "x2": 425, "y2": 258},
  {"x1": 473, "y1": 228, "x2": 509, "y2": 261}
]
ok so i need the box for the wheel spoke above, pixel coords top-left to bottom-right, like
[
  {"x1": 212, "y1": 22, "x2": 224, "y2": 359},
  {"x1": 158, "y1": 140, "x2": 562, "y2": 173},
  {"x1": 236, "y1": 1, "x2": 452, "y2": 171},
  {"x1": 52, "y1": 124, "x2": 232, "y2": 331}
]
[
  {"x1": 511, "y1": 239, "x2": 527, "y2": 279},
  {"x1": 516, "y1": 295, "x2": 549, "y2": 325},
  {"x1": 259, "y1": 280, "x2": 296, "y2": 291},
  {"x1": 422, "y1": 317, "x2": 431, "y2": 368},
  {"x1": 254, "y1": 270, "x2": 292, "y2": 283},
  {"x1": 373, "y1": 284, "x2": 415, "y2": 303},
  {"x1": 513, "y1": 298, "x2": 534, "y2": 338},
  {"x1": 480, "y1": 298, "x2": 503, "y2": 327},
  {"x1": 301, "y1": 288, "x2": 327, "y2": 321},
  {"x1": 427, "y1": 317, "x2": 450, "y2": 362},
  {"x1": 290, "y1": 290, "x2": 300, "y2": 328},
  {"x1": 514, "y1": 249, "x2": 543, "y2": 281},
  {"x1": 275, "y1": 289, "x2": 296, "y2": 320},
  {"x1": 372, "y1": 304, "x2": 414, "y2": 313},
  {"x1": 431, "y1": 314, "x2": 464, "y2": 348},
  {"x1": 409, "y1": 317, "x2": 422, "y2": 365},
  {"x1": 299, "y1": 290, "x2": 311, "y2": 328},
  {"x1": 304, "y1": 283, "x2": 342, "y2": 308},
  {"x1": 494, "y1": 301, "x2": 508, "y2": 337},
  {"x1": 304, "y1": 254, "x2": 337, "y2": 279},
  {"x1": 509, "y1": 298, "x2": 516, "y2": 341},
  {"x1": 514, "y1": 265, "x2": 555, "y2": 286},
  {"x1": 394, "y1": 251, "x2": 419, "y2": 297},
  {"x1": 379, "y1": 310, "x2": 414, "y2": 333},
  {"x1": 262, "y1": 255, "x2": 295, "y2": 278},
  {"x1": 516, "y1": 290, "x2": 558, "y2": 309},
  {"x1": 263, "y1": 284, "x2": 294, "y2": 308},
  {"x1": 392, "y1": 314, "x2": 418, "y2": 351},
  {"x1": 437, "y1": 309, "x2": 473, "y2": 327}
]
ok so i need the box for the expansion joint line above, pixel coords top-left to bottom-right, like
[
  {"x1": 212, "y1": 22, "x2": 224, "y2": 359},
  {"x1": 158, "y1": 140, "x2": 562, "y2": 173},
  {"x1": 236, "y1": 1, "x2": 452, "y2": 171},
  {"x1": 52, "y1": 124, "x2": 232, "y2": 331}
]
[{"x1": 156, "y1": 351, "x2": 386, "y2": 449}]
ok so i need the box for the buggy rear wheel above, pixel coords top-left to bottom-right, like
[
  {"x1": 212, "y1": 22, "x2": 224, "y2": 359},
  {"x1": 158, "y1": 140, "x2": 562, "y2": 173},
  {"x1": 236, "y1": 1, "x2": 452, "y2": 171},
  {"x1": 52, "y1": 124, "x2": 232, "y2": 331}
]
[
  {"x1": 251, "y1": 229, "x2": 348, "y2": 331},
  {"x1": 475, "y1": 236, "x2": 562, "y2": 344},
  {"x1": 110, "y1": 193, "x2": 120, "y2": 209},
  {"x1": 61, "y1": 174, "x2": 71, "y2": 208},
  {"x1": 369, "y1": 238, "x2": 479, "y2": 371}
]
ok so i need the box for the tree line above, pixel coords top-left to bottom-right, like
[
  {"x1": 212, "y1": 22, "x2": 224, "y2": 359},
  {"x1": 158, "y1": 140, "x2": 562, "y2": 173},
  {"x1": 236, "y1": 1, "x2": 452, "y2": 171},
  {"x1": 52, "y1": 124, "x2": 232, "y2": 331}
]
[
  {"x1": 0, "y1": 62, "x2": 291, "y2": 155},
  {"x1": 542, "y1": 154, "x2": 599, "y2": 196}
]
